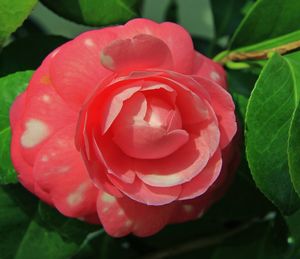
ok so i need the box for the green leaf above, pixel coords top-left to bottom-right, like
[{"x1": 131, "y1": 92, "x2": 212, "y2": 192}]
[
  {"x1": 230, "y1": 0, "x2": 300, "y2": 49},
  {"x1": 245, "y1": 53, "x2": 300, "y2": 215},
  {"x1": 289, "y1": 106, "x2": 300, "y2": 198},
  {"x1": 0, "y1": 185, "x2": 98, "y2": 259},
  {"x1": 210, "y1": 0, "x2": 248, "y2": 38},
  {"x1": 0, "y1": 0, "x2": 38, "y2": 46},
  {"x1": 0, "y1": 35, "x2": 68, "y2": 77},
  {"x1": 40, "y1": 0, "x2": 141, "y2": 26},
  {"x1": 286, "y1": 51, "x2": 300, "y2": 200},
  {"x1": 0, "y1": 71, "x2": 33, "y2": 184}
]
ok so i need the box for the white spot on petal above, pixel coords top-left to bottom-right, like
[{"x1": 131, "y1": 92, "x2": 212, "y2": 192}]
[
  {"x1": 102, "y1": 207, "x2": 109, "y2": 213},
  {"x1": 41, "y1": 94, "x2": 51, "y2": 103},
  {"x1": 84, "y1": 38, "x2": 95, "y2": 47},
  {"x1": 67, "y1": 182, "x2": 89, "y2": 206},
  {"x1": 21, "y1": 119, "x2": 49, "y2": 148},
  {"x1": 41, "y1": 155, "x2": 48, "y2": 162},
  {"x1": 183, "y1": 205, "x2": 193, "y2": 213},
  {"x1": 125, "y1": 220, "x2": 133, "y2": 227},
  {"x1": 101, "y1": 192, "x2": 116, "y2": 203},
  {"x1": 118, "y1": 209, "x2": 125, "y2": 216},
  {"x1": 100, "y1": 51, "x2": 114, "y2": 69},
  {"x1": 210, "y1": 71, "x2": 221, "y2": 81},
  {"x1": 58, "y1": 166, "x2": 70, "y2": 173}
]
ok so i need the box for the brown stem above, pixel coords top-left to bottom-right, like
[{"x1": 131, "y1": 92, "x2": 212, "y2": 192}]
[
  {"x1": 141, "y1": 221, "x2": 255, "y2": 259},
  {"x1": 219, "y1": 40, "x2": 300, "y2": 65}
]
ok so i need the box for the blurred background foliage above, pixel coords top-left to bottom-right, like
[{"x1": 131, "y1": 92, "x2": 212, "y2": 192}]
[{"x1": 1, "y1": 0, "x2": 300, "y2": 258}]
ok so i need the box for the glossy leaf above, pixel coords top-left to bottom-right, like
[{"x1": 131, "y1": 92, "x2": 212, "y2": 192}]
[
  {"x1": 230, "y1": 0, "x2": 300, "y2": 49},
  {"x1": 40, "y1": 0, "x2": 140, "y2": 26},
  {"x1": 0, "y1": 0, "x2": 38, "y2": 46},
  {"x1": 246, "y1": 53, "x2": 300, "y2": 215},
  {"x1": 0, "y1": 185, "x2": 98, "y2": 259},
  {"x1": 288, "y1": 100, "x2": 300, "y2": 198},
  {"x1": 0, "y1": 71, "x2": 33, "y2": 184}
]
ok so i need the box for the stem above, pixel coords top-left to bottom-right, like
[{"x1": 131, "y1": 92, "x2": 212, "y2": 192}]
[
  {"x1": 141, "y1": 220, "x2": 255, "y2": 259},
  {"x1": 217, "y1": 40, "x2": 300, "y2": 65}
]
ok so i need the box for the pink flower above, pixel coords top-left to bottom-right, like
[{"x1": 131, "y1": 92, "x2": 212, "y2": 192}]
[{"x1": 10, "y1": 19, "x2": 238, "y2": 237}]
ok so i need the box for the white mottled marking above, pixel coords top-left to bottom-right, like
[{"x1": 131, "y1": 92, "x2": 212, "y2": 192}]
[
  {"x1": 183, "y1": 205, "x2": 193, "y2": 213},
  {"x1": 58, "y1": 166, "x2": 70, "y2": 173},
  {"x1": 118, "y1": 209, "x2": 124, "y2": 216},
  {"x1": 100, "y1": 51, "x2": 114, "y2": 69},
  {"x1": 125, "y1": 220, "x2": 133, "y2": 227},
  {"x1": 84, "y1": 38, "x2": 95, "y2": 47},
  {"x1": 67, "y1": 182, "x2": 89, "y2": 206},
  {"x1": 210, "y1": 71, "x2": 221, "y2": 81},
  {"x1": 21, "y1": 119, "x2": 49, "y2": 148},
  {"x1": 101, "y1": 192, "x2": 116, "y2": 203},
  {"x1": 41, "y1": 155, "x2": 49, "y2": 162},
  {"x1": 102, "y1": 207, "x2": 109, "y2": 213},
  {"x1": 41, "y1": 94, "x2": 51, "y2": 103}
]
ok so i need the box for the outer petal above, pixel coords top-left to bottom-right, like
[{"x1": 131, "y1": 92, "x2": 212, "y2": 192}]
[
  {"x1": 33, "y1": 125, "x2": 98, "y2": 218},
  {"x1": 193, "y1": 52, "x2": 227, "y2": 88},
  {"x1": 194, "y1": 76, "x2": 237, "y2": 149},
  {"x1": 49, "y1": 29, "x2": 118, "y2": 109},
  {"x1": 97, "y1": 190, "x2": 176, "y2": 237},
  {"x1": 18, "y1": 55, "x2": 77, "y2": 166},
  {"x1": 101, "y1": 34, "x2": 173, "y2": 73},
  {"x1": 10, "y1": 93, "x2": 34, "y2": 192},
  {"x1": 122, "y1": 19, "x2": 195, "y2": 74}
]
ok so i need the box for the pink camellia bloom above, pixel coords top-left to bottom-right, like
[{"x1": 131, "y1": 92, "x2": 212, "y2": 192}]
[{"x1": 10, "y1": 19, "x2": 238, "y2": 237}]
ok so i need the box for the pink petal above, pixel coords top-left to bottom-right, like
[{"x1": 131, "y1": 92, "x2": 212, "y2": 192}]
[
  {"x1": 179, "y1": 149, "x2": 222, "y2": 200},
  {"x1": 33, "y1": 125, "x2": 98, "y2": 218},
  {"x1": 18, "y1": 57, "x2": 77, "y2": 166},
  {"x1": 193, "y1": 76, "x2": 237, "y2": 149},
  {"x1": 107, "y1": 174, "x2": 181, "y2": 206},
  {"x1": 113, "y1": 124, "x2": 189, "y2": 159},
  {"x1": 49, "y1": 29, "x2": 118, "y2": 109},
  {"x1": 135, "y1": 134, "x2": 210, "y2": 187},
  {"x1": 101, "y1": 34, "x2": 173, "y2": 73},
  {"x1": 101, "y1": 86, "x2": 142, "y2": 134},
  {"x1": 97, "y1": 190, "x2": 176, "y2": 237},
  {"x1": 123, "y1": 19, "x2": 195, "y2": 73},
  {"x1": 193, "y1": 52, "x2": 227, "y2": 89}
]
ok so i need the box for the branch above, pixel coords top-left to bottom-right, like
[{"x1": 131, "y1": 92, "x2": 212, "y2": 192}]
[
  {"x1": 218, "y1": 40, "x2": 300, "y2": 65},
  {"x1": 141, "y1": 220, "x2": 255, "y2": 259}
]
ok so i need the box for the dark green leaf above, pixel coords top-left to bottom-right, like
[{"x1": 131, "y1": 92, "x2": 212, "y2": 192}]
[
  {"x1": 0, "y1": 185, "x2": 97, "y2": 259},
  {"x1": 210, "y1": 0, "x2": 249, "y2": 38},
  {"x1": 0, "y1": 0, "x2": 38, "y2": 46},
  {"x1": 0, "y1": 35, "x2": 68, "y2": 77},
  {"x1": 40, "y1": 0, "x2": 141, "y2": 26},
  {"x1": 245, "y1": 53, "x2": 300, "y2": 214},
  {"x1": 230, "y1": 0, "x2": 300, "y2": 49},
  {"x1": 0, "y1": 71, "x2": 33, "y2": 184}
]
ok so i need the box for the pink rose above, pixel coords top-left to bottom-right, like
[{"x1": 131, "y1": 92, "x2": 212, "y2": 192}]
[{"x1": 10, "y1": 19, "x2": 238, "y2": 237}]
